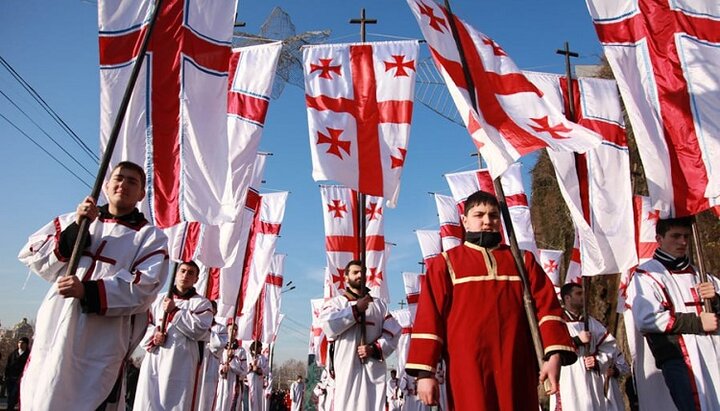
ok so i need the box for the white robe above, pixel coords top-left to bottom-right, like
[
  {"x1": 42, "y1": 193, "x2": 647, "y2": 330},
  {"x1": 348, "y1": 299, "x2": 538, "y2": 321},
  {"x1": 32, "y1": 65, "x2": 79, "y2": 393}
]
[
  {"x1": 320, "y1": 294, "x2": 401, "y2": 411},
  {"x1": 18, "y1": 210, "x2": 169, "y2": 411},
  {"x1": 290, "y1": 380, "x2": 305, "y2": 411},
  {"x1": 550, "y1": 314, "x2": 627, "y2": 411},
  {"x1": 215, "y1": 345, "x2": 248, "y2": 411},
  {"x1": 196, "y1": 323, "x2": 228, "y2": 411},
  {"x1": 386, "y1": 377, "x2": 402, "y2": 411},
  {"x1": 134, "y1": 291, "x2": 213, "y2": 410},
  {"x1": 247, "y1": 353, "x2": 269, "y2": 411},
  {"x1": 313, "y1": 368, "x2": 334, "y2": 411},
  {"x1": 631, "y1": 260, "x2": 720, "y2": 411}
]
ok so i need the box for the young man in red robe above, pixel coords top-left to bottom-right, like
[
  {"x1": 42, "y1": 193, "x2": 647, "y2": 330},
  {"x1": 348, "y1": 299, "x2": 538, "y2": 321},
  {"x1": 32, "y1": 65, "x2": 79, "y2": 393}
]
[{"x1": 406, "y1": 190, "x2": 576, "y2": 410}]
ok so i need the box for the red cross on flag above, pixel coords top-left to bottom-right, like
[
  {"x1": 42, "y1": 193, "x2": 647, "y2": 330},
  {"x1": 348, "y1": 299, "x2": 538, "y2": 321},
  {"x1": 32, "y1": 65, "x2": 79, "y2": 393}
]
[
  {"x1": 444, "y1": 163, "x2": 537, "y2": 256},
  {"x1": 564, "y1": 232, "x2": 582, "y2": 286},
  {"x1": 526, "y1": 71, "x2": 637, "y2": 276},
  {"x1": 304, "y1": 40, "x2": 419, "y2": 207},
  {"x1": 319, "y1": 185, "x2": 386, "y2": 297},
  {"x1": 586, "y1": 0, "x2": 720, "y2": 217},
  {"x1": 402, "y1": 272, "x2": 425, "y2": 322},
  {"x1": 538, "y1": 249, "x2": 563, "y2": 287},
  {"x1": 99, "y1": 0, "x2": 237, "y2": 228},
  {"x1": 415, "y1": 229, "x2": 441, "y2": 265},
  {"x1": 433, "y1": 193, "x2": 463, "y2": 251},
  {"x1": 408, "y1": 0, "x2": 601, "y2": 178}
]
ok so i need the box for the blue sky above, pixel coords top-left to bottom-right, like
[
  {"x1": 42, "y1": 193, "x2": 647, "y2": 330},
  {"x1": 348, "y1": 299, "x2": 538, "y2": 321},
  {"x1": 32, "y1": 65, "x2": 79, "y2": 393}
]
[{"x1": 0, "y1": 0, "x2": 602, "y2": 363}]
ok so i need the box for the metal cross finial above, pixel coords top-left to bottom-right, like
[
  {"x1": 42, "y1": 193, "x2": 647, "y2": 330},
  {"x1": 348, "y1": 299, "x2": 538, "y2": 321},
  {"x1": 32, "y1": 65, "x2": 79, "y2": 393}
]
[
  {"x1": 556, "y1": 41, "x2": 579, "y2": 121},
  {"x1": 349, "y1": 8, "x2": 377, "y2": 42}
]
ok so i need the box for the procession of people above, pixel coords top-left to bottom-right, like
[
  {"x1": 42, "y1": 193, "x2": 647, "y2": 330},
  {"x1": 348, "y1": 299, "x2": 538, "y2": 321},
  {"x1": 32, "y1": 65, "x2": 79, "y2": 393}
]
[{"x1": 7, "y1": 0, "x2": 720, "y2": 410}]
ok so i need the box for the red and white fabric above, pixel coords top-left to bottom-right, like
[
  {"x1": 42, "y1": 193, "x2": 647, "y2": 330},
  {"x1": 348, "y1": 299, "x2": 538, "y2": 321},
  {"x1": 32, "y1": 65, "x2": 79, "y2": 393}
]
[
  {"x1": 415, "y1": 229, "x2": 441, "y2": 265},
  {"x1": 526, "y1": 71, "x2": 636, "y2": 276},
  {"x1": 235, "y1": 192, "x2": 288, "y2": 339},
  {"x1": 564, "y1": 232, "x2": 582, "y2": 285},
  {"x1": 538, "y1": 249, "x2": 563, "y2": 287},
  {"x1": 309, "y1": 298, "x2": 329, "y2": 366},
  {"x1": 402, "y1": 272, "x2": 424, "y2": 322},
  {"x1": 99, "y1": 0, "x2": 237, "y2": 228},
  {"x1": 408, "y1": 0, "x2": 601, "y2": 179},
  {"x1": 245, "y1": 253, "x2": 285, "y2": 345},
  {"x1": 445, "y1": 163, "x2": 537, "y2": 255},
  {"x1": 586, "y1": 0, "x2": 720, "y2": 217},
  {"x1": 366, "y1": 242, "x2": 392, "y2": 303},
  {"x1": 319, "y1": 185, "x2": 385, "y2": 297},
  {"x1": 303, "y1": 40, "x2": 419, "y2": 207},
  {"x1": 392, "y1": 309, "x2": 413, "y2": 381},
  {"x1": 433, "y1": 193, "x2": 462, "y2": 251}
]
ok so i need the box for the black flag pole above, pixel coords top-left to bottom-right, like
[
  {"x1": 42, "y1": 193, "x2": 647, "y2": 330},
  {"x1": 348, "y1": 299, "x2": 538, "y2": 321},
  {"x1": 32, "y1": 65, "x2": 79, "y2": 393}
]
[
  {"x1": 442, "y1": 0, "x2": 547, "y2": 377},
  {"x1": 349, "y1": 7, "x2": 377, "y2": 363},
  {"x1": 63, "y1": 0, "x2": 164, "y2": 279},
  {"x1": 556, "y1": 42, "x2": 593, "y2": 333}
]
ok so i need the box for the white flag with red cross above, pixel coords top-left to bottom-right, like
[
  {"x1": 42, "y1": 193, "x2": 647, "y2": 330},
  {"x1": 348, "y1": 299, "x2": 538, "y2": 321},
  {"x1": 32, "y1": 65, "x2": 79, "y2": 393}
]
[
  {"x1": 586, "y1": 0, "x2": 720, "y2": 217},
  {"x1": 99, "y1": 0, "x2": 237, "y2": 228},
  {"x1": 526, "y1": 71, "x2": 636, "y2": 276},
  {"x1": 433, "y1": 194, "x2": 463, "y2": 251},
  {"x1": 407, "y1": 0, "x2": 601, "y2": 179},
  {"x1": 564, "y1": 231, "x2": 582, "y2": 286},
  {"x1": 309, "y1": 298, "x2": 329, "y2": 365},
  {"x1": 415, "y1": 229, "x2": 441, "y2": 265},
  {"x1": 403, "y1": 272, "x2": 425, "y2": 322},
  {"x1": 303, "y1": 40, "x2": 419, "y2": 207},
  {"x1": 319, "y1": 185, "x2": 385, "y2": 296},
  {"x1": 235, "y1": 191, "x2": 288, "y2": 335},
  {"x1": 444, "y1": 163, "x2": 537, "y2": 256},
  {"x1": 538, "y1": 249, "x2": 563, "y2": 287}
]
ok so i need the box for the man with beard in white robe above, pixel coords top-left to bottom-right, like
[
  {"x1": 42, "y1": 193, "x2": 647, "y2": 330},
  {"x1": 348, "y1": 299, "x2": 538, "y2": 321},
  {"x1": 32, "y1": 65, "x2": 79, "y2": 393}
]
[
  {"x1": 18, "y1": 161, "x2": 169, "y2": 411},
  {"x1": 215, "y1": 334, "x2": 248, "y2": 411},
  {"x1": 247, "y1": 340, "x2": 269, "y2": 411},
  {"x1": 196, "y1": 301, "x2": 228, "y2": 411},
  {"x1": 320, "y1": 260, "x2": 401, "y2": 410},
  {"x1": 290, "y1": 375, "x2": 305, "y2": 411},
  {"x1": 134, "y1": 261, "x2": 213, "y2": 410},
  {"x1": 551, "y1": 283, "x2": 629, "y2": 411},
  {"x1": 632, "y1": 217, "x2": 720, "y2": 411}
]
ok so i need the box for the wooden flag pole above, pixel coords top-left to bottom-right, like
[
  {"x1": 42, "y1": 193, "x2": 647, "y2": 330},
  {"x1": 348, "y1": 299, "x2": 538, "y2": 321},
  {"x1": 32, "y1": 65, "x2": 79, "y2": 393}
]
[
  {"x1": 441, "y1": 0, "x2": 547, "y2": 373},
  {"x1": 691, "y1": 217, "x2": 713, "y2": 312},
  {"x1": 63, "y1": 0, "x2": 164, "y2": 279},
  {"x1": 350, "y1": 8, "x2": 377, "y2": 362},
  {"x1": 556, "y1": 41, "x2": 592, "y2": 333}
]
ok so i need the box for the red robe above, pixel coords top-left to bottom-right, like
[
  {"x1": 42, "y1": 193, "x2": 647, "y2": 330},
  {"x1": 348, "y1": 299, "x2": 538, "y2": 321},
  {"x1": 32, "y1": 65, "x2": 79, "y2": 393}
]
[{"x1": 406, "y1": 243, "x2": 575, "y2": 410}]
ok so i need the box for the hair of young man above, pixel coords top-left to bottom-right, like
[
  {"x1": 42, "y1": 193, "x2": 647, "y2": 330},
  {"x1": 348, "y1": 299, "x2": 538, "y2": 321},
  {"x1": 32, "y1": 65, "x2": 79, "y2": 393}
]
[
  {"x1": 344, "y1": 259, "x2": 365, "y2": 274},
  {"x1": 179, "y1": 260, "x2": 200, "y2": 274},
  {"x1": 112, "y1": 161, "x2": 146, "y2": 189},
  {"x1": 560, "y1": 282, "x2": 582, "y2": 302},
  {"x1": 463, "y1": 190, "x2": 500, "y2": 216},
  {"x1": 655, "y1": 216, "x2": 693, "y2": 237}
]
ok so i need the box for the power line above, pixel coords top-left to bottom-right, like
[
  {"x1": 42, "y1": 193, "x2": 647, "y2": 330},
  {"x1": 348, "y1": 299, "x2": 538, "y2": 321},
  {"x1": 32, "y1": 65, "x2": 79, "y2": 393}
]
[
  {"x1": 0, "y1": 89, "x2": 95, "y2": 178},
  {"x1": 0, "y1": 55, "x2": 99, "y2": 164},
  {"x1": 0, "y1": 113, "x2": 92, "y2": 189}
]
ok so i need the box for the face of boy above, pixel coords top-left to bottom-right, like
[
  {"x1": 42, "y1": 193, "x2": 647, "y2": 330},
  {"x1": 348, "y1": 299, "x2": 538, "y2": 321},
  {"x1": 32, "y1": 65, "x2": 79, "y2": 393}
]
[
  {"x1": 461, "y1": 202, "x2": 501, "y2": 233},
  {"x1": 656, "y1": 226, "x2": 691, "y2": 258},
  {"x1": 104, "y1": 166, "x2": 145, "y2": 215},
  {"x1": 175, "y1": 264, "x2": 199, "y2": 292}
]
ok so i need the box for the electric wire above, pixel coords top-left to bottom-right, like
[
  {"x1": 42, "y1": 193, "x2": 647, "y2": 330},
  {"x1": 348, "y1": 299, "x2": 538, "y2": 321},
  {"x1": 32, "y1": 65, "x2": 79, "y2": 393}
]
[
  {"x1": 0, "y1": 113, "x2": 92, "y2": 189},
  {"x1": 0, "y1": 55, "x2": 99, "y2": 163}
]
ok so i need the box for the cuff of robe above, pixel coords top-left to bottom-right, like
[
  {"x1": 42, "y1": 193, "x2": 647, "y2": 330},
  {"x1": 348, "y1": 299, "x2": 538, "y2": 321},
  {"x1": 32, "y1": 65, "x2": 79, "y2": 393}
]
[
  {"x1": 81, "y1": 280, "x2": 100, "y2": 314},
  {"x1": 372, "y1": 341, "x2": 383, "y2": 360},
  {"x1": 413, "y1": 370, "x2": 434, "y2": 380},
  {"x1": 59, "y1": 222, "x2": 90, "y2": 259}
]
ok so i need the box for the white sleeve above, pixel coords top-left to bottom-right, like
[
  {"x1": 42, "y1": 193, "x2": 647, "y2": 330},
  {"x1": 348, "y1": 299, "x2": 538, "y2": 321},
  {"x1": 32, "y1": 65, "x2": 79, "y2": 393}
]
[
  {"x1": 320, "y1": 299, "x2": 358, "y2": 339},
  {"x1": 170, "y1": 297, "x2": 213, "y2": 342},
  {"x1": 376, "y1": 310, "x2": 401, "y2": 359},
  {"x1": 18, "y1": 214, "x2": 75, "y2": 282},
  {"x1": 631, "y1": 271, "x2": 675, "y2": 333}
]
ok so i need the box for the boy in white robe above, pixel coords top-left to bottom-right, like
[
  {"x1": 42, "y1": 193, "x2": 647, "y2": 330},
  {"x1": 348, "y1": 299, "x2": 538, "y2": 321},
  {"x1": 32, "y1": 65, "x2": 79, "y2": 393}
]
[
  {"x1": 215, "y1": 335, "x2": 248, "y2": 411},
  {"x1": 134, "y1": 261, "x2": 213, "y2": 410},
  {"x1": 196, "y1": 302, "x2": 228, "y2": 411},
  {"x1": 18, "y1": 161, "x2": 169, "y2": 411},
  {"x1": 247, "y1": 340, "x2": 269, "y2": 411}
]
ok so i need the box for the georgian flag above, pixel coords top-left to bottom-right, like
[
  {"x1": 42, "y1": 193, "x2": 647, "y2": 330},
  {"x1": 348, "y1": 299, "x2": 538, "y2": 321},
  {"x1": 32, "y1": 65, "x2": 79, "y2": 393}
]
[
  {"x1": 538, "y1": 249, "x2": 563, "y2": 287},
  {"x1": 319, "y1": 185, "x2": 385, "y2": 297},
  {"x1": 433, "y1": 193, "x2": 463, "y2": 251},
  {"x1": 415, "y1": 229, "x2": 441, "y2": 265},
  {"x1": 407, "y1": 0, "x2": 601, "y2": 179},
  {"x1": 585, "y1": 0, "x2": 720, "y2": 216},
  {"x1": 403, "y1": 272, "x2": 424, "y2": 321},
  {"x1": 303, "y1": 40, "x2": 419, "y2": 207},
  {"x1": 309, "y1": 298, "x2": 329, "y2": 366},
  {"x1": 99, "y1": 0, "x2": 237, "y2": 228},
  {"x1": 444, "y1": 163, "x2": 537, "y2": 256},
  {"x1": 564, "y1": 232, "x2": 582, "y2": 286},
  {"x1": 526, "y1": 71, "x2": 636, "y2": 275}
]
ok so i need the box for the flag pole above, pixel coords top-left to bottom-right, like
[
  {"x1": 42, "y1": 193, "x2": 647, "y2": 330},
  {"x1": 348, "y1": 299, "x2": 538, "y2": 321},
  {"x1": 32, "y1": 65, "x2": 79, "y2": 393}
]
[
  {"x1": 556, "y1": 42, "x2": 592, "y2": 332},
  {"x1": 691, "y1": 218, "x2": 713, "y2": 312},
  {"x1": 63, "y1": 0, "x2": 164, "y2": 278},
  {"x1": 441, "y1": 0, "x2": 547, "y2": 374},
  {"x1": 350, "y1": 8, "x2": 377, "y2": 362}
]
